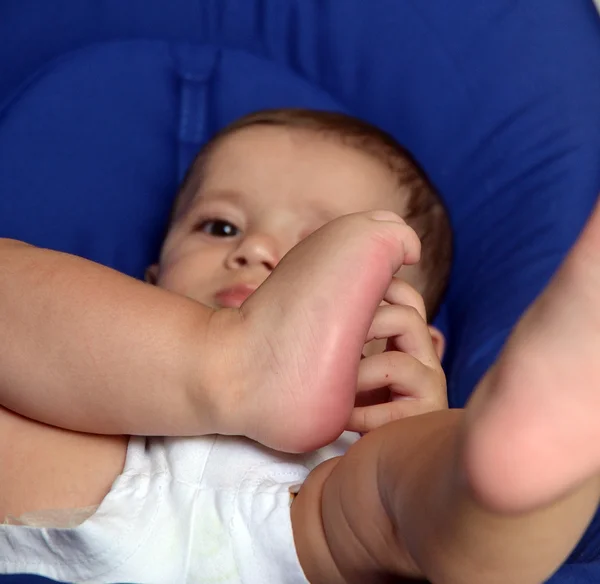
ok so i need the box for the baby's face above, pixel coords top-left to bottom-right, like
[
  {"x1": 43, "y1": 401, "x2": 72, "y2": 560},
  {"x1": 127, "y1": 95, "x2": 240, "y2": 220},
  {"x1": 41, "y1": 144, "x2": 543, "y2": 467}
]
[{"x1": 154, "y1": 125, "x2": 412, "y2": 309}]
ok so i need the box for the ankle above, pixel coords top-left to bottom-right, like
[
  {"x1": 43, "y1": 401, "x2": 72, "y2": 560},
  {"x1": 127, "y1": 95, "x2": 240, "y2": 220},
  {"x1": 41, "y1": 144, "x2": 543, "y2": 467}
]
[{"x1": 187, "y1": 306, "x2": 251, "y2": 437}]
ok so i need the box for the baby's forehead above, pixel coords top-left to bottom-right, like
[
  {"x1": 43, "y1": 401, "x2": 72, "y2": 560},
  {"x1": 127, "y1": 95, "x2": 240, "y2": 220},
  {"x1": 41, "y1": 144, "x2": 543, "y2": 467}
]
[
  {"x1": 177, "y1": 124, "x2": 408, "y2": 217},
  {"x1": 203, "y1": 123, "x2": 387, "y2": 167}
]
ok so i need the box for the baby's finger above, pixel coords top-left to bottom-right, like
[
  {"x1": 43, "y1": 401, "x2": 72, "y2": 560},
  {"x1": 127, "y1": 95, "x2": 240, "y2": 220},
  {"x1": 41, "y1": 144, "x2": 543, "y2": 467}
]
[
  {"x1": 357, "y1": 351, "x2": 445, "y2": 401},
  {"x1": 382, "y1": 277, "x2": 427, "y2": 322},
  {"x1": 347, "y1": 399, "x2": 441, "y2": 434},
  {"x1": 365, "y1": 305, "x2": 439, "y2": 367}
]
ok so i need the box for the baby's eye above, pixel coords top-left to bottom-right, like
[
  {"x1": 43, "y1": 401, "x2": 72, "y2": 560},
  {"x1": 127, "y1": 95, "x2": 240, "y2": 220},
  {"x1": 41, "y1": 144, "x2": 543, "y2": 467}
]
[{"x1": 197, "y1": 219, "x2": 240, "y2": 238}]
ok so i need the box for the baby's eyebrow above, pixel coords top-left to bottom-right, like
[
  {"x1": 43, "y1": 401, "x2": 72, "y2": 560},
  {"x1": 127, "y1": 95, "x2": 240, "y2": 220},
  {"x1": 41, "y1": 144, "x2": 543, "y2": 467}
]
[{"x1": 192, "y1": 189, "x2": 246, "y2": 208}]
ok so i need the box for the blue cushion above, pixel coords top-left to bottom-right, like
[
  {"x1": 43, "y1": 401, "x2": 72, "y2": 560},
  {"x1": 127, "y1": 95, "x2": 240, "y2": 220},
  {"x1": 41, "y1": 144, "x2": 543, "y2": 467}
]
[{"x1": 0, "y1": 0, "x2": 599, "y2": 580}]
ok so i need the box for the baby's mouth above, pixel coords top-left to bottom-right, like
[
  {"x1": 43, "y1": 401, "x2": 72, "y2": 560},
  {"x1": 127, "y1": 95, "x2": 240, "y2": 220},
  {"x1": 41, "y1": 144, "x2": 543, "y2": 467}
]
[{"x1": 214, "y1": 284, "x2": 257, "y2": 308}]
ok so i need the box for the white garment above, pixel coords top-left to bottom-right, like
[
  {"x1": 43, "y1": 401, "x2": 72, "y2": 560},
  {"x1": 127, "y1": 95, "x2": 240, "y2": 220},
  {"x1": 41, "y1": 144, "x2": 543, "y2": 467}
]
[{"x1": 0, "y1": 432, "x2": 358, "y2": 583}]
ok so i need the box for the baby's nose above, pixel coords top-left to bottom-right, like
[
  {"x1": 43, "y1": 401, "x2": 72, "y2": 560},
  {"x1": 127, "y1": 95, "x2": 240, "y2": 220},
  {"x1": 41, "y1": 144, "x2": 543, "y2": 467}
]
[{"x1": 227, "y1": 236, "x2": 280, "y2": 271}]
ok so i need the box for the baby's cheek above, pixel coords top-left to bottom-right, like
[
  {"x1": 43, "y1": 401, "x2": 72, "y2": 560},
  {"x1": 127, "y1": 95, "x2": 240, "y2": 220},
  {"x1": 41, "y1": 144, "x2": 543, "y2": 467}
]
[
  {"x1": 157, "y1": 264, "x2": 194, "y2": 295},
  {"x1": 158, "y1": 267, "x2": 218, "y2": 308},
  {"x1": 155, "y1": 264, "x2": 178, "y2": 289}
]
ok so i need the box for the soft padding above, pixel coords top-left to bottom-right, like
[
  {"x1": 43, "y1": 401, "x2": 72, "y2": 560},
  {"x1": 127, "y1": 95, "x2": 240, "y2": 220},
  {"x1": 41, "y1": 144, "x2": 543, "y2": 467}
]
[{"x1": 1, "y1": 1, "x2": 600, "y2": 580}]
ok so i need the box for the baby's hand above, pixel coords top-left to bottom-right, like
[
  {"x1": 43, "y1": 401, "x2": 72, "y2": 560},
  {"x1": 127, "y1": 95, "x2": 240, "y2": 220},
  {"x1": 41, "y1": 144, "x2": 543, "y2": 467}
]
[{"x1": 347, "y1": 278, "x2": 447, "y2": 434}]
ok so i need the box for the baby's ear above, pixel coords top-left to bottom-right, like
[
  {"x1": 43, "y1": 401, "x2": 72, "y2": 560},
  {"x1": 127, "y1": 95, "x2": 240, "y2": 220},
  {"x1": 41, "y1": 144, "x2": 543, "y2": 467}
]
[
  {"x1": 145, "y1": 264, "x2": 159, "y2": 285},
  {"x1": 428, "y1": 326, "x2": 446, "y2": 361}
]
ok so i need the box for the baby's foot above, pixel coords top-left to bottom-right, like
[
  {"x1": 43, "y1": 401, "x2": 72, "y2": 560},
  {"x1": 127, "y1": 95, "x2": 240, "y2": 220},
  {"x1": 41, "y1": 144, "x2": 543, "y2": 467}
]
[
  {"x1": 463, "y1": 199, "x2": 600, "y2": 513},
  {"x1": 213, "y1": 211, "x2": 420, "y2": 453}
]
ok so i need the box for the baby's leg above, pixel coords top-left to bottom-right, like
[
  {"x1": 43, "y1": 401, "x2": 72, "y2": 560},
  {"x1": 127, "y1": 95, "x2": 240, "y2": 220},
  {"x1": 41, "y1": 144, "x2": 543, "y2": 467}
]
[
  {"x1": 294, "y1": 409, "x2": 599, "y2": 584},
  {"x1": 219, "y1": 211, "x2": 420, "y2": 453},
  {"x1": 464, "y1": 198, "x2": 600, "y2": 513},
  {"x1": 0, "y1": 405, "x2": 126, "y2": 521}
]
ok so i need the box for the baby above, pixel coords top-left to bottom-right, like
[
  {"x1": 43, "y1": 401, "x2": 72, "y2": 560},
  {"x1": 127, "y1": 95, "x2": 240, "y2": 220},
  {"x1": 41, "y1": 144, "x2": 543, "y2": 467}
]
[
  {"x1": 0, "y1": 109, "x2": 598, "y2": 584},
  {"x1": 0, "y1": 108, "x2": 452, "y2": 582}
]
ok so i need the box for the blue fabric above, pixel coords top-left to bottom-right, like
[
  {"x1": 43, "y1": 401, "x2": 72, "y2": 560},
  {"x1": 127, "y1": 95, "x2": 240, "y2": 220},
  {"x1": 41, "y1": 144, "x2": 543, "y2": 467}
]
[
  {"x1": 0, "y1": 1, "x2": 599, "y2": 581},
  {"x1": 0, "y1": 579, "x2": 56, "y2": 584}
]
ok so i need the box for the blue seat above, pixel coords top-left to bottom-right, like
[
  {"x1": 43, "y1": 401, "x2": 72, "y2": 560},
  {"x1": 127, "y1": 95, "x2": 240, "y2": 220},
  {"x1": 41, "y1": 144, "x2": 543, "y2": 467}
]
[{"x1": 0, "y1": 1, "x2": 599, "y2": 581}]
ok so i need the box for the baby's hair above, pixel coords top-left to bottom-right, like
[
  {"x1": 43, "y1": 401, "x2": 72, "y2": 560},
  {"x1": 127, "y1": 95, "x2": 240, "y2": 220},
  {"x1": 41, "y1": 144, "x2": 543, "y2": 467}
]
[{"x1": 172, "y1": 108, "x2": 452, "y2": 320}]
